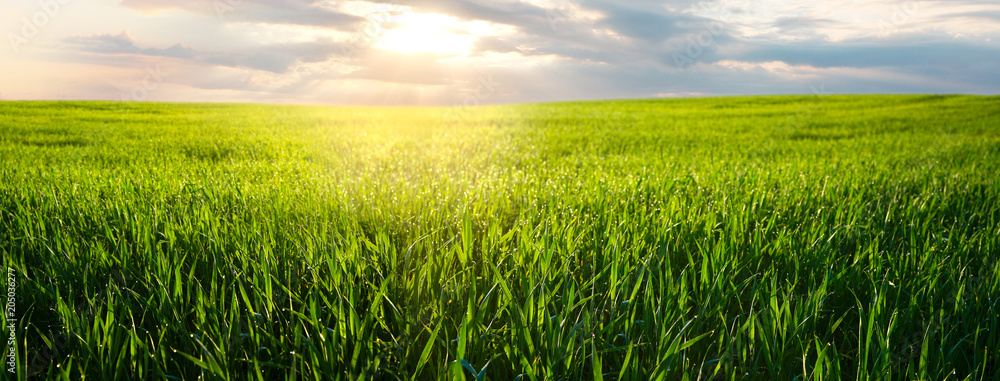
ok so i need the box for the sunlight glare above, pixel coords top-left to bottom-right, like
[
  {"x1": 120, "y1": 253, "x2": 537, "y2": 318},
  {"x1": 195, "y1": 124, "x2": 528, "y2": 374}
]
[{"x1": 377, "y1": 13, "x2": 477, "y2": 55}]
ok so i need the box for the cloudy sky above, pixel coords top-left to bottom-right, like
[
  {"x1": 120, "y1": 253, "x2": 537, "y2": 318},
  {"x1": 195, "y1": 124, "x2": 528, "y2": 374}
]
[{"x1": 1, "y1": 0, "x2": 998, "y2": 105}]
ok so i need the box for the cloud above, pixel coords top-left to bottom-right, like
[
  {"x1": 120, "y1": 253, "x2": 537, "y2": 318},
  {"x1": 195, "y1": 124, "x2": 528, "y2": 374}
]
[
  {"x1": 381, "y1": 0, "x2": 553, "y2": 30},
  {"x1": 344, "y1": 50, "x2": 454, "y2": 85},
  {"x1": 202, "y1": 39, "x2": 349, "y2": 73},
  {"x1": 4, "y1": 0, "x2": 1000, "y2": 104},
  {"x1": 728, "y1": 36, "x2": 1000, "y2": 70},
  {"x1": 583, "y1": 1, "x2": 703, "y2": 43},
  {"x1": 938, "y1": 10, "x2": 1000, "y2": 23},
  {"x1": 119, "y1": 0, "x2": 365, "y2": 29},
  {"x1": 64, "y1": 31, "x2": 349, "y2": 74},
  {"x1": 472, "y1": 36, "x2": 522, "y2": 55},
  {"x1": 64, "y1": 31, "x2": 139, "y2": 54},
  {"x1": 63, "y1": 31, "x2": 196, "y2": 59},
  {"x1": 770, "y1": 16, "x2": 841, "y2": 35}
]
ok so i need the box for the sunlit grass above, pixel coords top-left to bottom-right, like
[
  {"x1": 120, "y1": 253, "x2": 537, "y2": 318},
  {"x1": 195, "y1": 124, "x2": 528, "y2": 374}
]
[{"x1": 1, "y1": 95, "x2": 998, "y2": 380}]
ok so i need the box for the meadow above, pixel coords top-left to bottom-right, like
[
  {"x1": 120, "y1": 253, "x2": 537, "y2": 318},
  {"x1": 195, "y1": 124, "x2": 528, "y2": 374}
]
[{"x1": 1, "y1": 95, "x2": 998, "y2": 380}]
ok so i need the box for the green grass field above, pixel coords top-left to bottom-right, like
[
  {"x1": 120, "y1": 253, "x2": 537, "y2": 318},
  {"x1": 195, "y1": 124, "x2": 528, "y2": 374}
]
[{"x1": 1, "y1": 95, "x2": 999, "y2": 380}]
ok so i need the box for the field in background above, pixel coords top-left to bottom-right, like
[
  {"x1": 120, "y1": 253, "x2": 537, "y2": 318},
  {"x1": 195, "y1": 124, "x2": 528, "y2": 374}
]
[{"x1": 1, "y1": 95, "x2": 999, "y2": 380}]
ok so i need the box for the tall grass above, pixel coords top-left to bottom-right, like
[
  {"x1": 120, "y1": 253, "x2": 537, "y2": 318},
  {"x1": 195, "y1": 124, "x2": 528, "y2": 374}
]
[{"x1": 1, "y1": 95, "x2": 998, "y2": 380}]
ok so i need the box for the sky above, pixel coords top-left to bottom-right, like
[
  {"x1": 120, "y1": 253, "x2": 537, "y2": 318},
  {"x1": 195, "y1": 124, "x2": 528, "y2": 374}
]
[{"x1": 1, "y1": 0, "x2": 998, "y2": 106}]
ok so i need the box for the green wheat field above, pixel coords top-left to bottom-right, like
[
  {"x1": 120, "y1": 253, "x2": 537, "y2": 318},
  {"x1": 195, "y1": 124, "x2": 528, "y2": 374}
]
[{"x1": 1, "y1": 95, "x2": 999, "y2": 380}]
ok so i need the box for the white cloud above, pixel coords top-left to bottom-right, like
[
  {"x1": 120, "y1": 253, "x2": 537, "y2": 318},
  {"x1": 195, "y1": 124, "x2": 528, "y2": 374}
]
[{"x1": 0, "y1": 0, "x2": 997, "y2": 104}]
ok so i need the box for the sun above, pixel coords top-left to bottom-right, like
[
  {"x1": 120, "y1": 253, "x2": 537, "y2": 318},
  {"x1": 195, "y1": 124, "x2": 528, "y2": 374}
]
[{"x1": 376, "y1": 13, "x2": 477, "y2": 55}]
